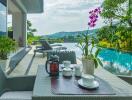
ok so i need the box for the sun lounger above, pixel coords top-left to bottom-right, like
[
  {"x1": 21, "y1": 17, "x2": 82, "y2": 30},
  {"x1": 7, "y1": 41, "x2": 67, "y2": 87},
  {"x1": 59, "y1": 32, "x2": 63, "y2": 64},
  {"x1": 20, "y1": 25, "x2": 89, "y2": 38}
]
[{"x1": 34, "y1": 40, "x2": 67, "y2": 56}]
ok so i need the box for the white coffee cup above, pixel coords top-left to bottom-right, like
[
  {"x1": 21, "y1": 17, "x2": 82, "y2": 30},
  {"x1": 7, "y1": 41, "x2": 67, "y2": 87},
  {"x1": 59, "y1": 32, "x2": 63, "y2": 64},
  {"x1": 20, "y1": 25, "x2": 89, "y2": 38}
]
[
  {"x1": 82, "y1": 74, "x2": 94, "y2": 86},
  {"x1": 63, "y1": 61, "x2": 71, "y2": 68}
]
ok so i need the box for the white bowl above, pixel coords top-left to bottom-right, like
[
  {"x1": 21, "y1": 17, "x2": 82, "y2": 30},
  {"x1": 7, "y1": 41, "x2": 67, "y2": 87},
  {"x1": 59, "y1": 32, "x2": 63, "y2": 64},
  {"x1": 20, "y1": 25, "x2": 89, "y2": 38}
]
[{"x1": 62, "y1": 67, "x2": 72, "y2": 77}]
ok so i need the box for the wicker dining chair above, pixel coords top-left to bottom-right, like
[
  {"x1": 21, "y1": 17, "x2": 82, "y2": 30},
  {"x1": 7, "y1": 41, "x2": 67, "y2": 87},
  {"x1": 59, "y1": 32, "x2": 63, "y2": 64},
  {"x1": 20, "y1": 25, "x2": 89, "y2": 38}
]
[{"x1": 47, "y1": 51, "x2": 77, "y2": 64}]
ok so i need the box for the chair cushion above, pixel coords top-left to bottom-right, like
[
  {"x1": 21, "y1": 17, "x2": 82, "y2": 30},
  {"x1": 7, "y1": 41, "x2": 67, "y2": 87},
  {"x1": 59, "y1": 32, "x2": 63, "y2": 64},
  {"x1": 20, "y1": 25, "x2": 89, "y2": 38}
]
[{"x1": 0, "y1": 91, "x2": 32, "y2": 100}]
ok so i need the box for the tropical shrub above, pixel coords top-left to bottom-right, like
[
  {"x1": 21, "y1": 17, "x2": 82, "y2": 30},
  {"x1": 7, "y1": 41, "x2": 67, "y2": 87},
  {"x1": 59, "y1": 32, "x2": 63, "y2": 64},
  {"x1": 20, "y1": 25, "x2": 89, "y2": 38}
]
[
  {"x1": 97, "y1": 26, "x2": 132, "y2": 51},
  {"x1": 0, "y1": 36, "x2": 17, "y2": 59}
]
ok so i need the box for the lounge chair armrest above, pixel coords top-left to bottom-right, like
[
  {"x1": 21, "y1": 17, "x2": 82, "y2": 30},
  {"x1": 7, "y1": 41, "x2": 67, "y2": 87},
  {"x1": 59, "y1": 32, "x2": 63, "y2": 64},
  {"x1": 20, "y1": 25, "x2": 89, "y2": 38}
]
[
  {"x1": 36, "y1": 46, "x2": 41, "y2": 49},
  {"x1": 36, "y1": 46, "x2": 44, "y2": 49},
  {"x1": 50, "y1": 44, "x2": 62, "y2": 47},
  {"x1": 6, "y1": 75, "x2": 36, "y2": 91}
]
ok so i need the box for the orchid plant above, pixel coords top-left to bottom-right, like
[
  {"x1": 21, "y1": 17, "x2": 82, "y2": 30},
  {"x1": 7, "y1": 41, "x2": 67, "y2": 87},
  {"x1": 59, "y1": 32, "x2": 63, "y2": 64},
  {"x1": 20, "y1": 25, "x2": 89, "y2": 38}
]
[{"x1": 77, "y1": 7, "x2": 103, "y2": 68}]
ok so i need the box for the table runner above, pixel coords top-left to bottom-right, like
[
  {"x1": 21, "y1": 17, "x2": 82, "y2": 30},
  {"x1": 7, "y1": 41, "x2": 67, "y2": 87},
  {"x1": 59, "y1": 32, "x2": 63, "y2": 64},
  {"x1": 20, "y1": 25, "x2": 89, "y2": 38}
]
[{"x1": 51, "y1": 76, "x2": 116, "y2": 95}]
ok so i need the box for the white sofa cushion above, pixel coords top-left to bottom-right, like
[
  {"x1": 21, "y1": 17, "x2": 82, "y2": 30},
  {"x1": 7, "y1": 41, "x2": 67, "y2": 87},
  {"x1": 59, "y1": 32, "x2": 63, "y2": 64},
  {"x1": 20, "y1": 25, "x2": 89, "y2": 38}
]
[{"x1": 0, "y1": 91, "x2": 32, "y2": 100}]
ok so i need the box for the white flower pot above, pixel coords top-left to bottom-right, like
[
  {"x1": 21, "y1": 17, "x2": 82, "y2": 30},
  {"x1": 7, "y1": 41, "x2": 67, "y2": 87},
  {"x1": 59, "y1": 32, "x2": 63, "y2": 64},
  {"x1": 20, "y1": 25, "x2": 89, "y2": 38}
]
[
  {"x1": 82, "y1": 58, "x2": 95, "y2": 75},
  {"x1": 0, "y1": 59, "x2": 10, "y2": 72}
]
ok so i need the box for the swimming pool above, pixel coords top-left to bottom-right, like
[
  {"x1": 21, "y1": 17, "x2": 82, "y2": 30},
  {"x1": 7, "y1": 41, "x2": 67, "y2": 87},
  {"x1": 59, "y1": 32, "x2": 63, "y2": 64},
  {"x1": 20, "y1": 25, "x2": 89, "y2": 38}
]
[
  {"x1": 99, "y1": 49, "x2": 132, "y2": 69},
  {"x1": 61, "y1": 43, "x2": 132, "y2": 74}
]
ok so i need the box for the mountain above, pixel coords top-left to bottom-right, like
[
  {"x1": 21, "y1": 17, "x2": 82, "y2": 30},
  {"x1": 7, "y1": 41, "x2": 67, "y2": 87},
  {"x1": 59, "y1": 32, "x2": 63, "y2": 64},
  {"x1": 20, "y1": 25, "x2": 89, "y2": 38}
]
[{"x1": 42, "y1": 29, "x2": 99, "y2": 39}]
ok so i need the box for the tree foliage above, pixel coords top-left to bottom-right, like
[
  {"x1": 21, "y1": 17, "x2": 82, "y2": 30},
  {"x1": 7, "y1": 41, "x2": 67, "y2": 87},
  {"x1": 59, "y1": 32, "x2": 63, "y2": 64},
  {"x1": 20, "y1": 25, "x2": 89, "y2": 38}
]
[
  {"x1": 101, "y1": 0, "x2": 132, "y2": 27},
  {"x1": 27, "y1": 20, "x2": 39, "y2": 45},
  {"x1": 98, "y1": 0, "x2": 132, "y2": 52},
  {"x1": 27, "y1": 20, "x2": 37, "y2": 38}
]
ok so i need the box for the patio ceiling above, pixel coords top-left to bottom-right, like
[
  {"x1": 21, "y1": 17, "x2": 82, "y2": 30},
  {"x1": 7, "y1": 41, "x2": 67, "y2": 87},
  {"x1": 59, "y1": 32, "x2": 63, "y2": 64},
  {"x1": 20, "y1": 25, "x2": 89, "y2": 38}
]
[
  {"x1": 0, "y1": 0, "x2": 6, "y2": 6},
  {"x1": 10, "y1": 0, "x2": 44, "y2": 13}
]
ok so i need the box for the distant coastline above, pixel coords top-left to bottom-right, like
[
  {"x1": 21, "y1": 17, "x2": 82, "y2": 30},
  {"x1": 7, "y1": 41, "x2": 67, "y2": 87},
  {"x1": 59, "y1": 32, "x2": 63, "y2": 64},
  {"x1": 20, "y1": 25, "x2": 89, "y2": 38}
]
[
  {"x1": 42, "y1": 29, "x2": 99, "y2": 39},
  {"x1": 0, "y1": 31, "x2": 6, "y2": 35}
]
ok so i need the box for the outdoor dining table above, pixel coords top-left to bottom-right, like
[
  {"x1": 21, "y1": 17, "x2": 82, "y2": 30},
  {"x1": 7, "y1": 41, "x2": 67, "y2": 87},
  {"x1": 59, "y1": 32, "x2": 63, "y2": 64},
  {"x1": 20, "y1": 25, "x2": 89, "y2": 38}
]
[{"x1": 32, "y1": 64, "x2": 132, "y2": 100}]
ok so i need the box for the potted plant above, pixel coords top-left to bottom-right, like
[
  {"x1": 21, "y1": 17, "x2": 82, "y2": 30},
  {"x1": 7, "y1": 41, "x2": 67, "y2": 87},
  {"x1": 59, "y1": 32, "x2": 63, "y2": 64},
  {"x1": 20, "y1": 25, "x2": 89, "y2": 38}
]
[
  {"x1": 77, "y1": 7, "x2": 103, "y2": 75},
  {"x1": 0, "y1": 36, "x2": 17, "y2": 71}
]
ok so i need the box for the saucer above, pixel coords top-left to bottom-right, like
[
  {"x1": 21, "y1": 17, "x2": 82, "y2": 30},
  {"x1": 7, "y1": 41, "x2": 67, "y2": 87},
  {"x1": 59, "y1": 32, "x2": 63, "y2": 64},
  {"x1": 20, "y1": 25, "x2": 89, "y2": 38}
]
[{"x1": 78, "y1": 79, "x2": 99, "y2": 89}]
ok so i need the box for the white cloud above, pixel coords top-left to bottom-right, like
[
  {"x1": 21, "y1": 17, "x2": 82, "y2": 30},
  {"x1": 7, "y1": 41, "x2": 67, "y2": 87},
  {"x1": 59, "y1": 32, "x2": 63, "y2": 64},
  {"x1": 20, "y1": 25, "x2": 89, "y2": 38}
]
[{"x1": 27, "y1": 0, "x2": 104, "y2": 35}]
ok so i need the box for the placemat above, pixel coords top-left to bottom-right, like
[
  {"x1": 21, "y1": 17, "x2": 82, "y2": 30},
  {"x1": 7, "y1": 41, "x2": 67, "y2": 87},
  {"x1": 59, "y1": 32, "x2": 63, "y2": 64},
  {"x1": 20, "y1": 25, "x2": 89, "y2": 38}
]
[{"x1": 51, "y1": 76, "x2": 116, "y2": 95}]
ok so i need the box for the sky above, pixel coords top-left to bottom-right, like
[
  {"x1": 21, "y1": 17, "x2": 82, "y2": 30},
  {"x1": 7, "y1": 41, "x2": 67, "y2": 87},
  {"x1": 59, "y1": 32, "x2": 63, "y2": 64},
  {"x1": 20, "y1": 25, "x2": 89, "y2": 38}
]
[
  {"x1": 27, "y1": 0, "x2": 105, "y2": 35},
  {"x1": 0, "y1": 3, "x2": 6, "y2": 32},
  {"x1": 8, "y1": 0, "x2": 105, "y2": 35}
]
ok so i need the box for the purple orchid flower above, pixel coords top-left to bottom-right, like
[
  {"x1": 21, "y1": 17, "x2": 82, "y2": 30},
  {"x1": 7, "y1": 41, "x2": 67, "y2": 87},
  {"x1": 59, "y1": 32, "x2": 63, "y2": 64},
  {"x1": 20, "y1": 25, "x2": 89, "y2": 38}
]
[{"x1": 88, "y1": 7, "x2": 101, "y2": 28}]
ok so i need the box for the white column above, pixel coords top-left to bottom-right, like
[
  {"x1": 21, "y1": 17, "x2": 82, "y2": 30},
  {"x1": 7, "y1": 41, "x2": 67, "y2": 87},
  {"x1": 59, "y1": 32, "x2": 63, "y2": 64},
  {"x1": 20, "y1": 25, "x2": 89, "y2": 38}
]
[
  {"x1": 12, "y1": 12, "x2": 27, "y2": 47},
  {"x1": 22, "y1": 13, "x2": 27, "y2": 47}
]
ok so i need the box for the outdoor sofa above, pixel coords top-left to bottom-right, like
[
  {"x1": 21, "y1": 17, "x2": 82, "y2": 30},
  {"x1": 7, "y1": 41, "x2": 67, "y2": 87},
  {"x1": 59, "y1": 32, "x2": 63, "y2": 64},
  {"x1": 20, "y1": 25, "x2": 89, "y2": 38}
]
[
  {"x1": 8, "y1": 47, "x2": 31, "y2": 74},
  {"x1": 0, "y1": 66, "x2": 35, "y2": 100}
]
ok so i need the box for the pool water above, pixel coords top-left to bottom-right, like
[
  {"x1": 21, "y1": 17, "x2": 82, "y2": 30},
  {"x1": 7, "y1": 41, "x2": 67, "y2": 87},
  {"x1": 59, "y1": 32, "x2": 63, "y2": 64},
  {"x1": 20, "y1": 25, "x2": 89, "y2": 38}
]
[
  {"x1": 99, "y1": 49, "x2": 132, "y2": 70},
  {"x1": 61, "y1": 43, "x2": 132, "y2": 72}
]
